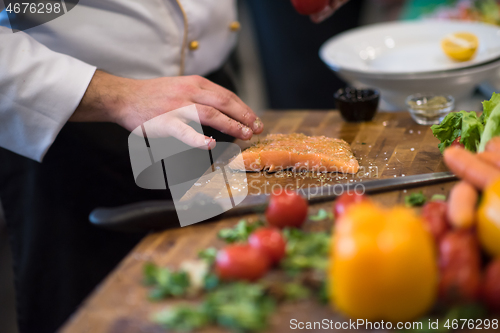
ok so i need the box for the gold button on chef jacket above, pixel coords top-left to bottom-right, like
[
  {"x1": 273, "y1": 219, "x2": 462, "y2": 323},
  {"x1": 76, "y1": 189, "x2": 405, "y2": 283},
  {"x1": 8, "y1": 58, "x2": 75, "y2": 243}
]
[{"x1": 0, "y1": 0, "x2": 238, "y2": 162}]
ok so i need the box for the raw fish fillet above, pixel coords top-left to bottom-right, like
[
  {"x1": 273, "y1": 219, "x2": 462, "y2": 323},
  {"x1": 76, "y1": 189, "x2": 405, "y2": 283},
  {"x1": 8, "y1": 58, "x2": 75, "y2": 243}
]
[{"x1": 229, "y1": 133, "x2": 359, "y2": 174}]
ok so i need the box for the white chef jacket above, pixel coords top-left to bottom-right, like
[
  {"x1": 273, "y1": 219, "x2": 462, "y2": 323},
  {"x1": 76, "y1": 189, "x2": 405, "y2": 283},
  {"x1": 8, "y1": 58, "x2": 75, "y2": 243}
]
[{"x1": 0, "y1": 0, "x2": 237, "y2": 162}]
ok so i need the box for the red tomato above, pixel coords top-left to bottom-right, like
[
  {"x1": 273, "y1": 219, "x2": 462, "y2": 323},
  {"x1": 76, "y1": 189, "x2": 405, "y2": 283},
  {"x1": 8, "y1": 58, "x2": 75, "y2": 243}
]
[
  {"x1": 333, "y1": 192, "x2": 368, "y2": 220},
  {"x1": 482, "y1": 259, "x2": 500, "y2": 313},
  {"x1": 438, "y1": 231, "x2": 482, "y2": 304},
  {"x1": 249, "y1": 228, "x2": 286, "y2": 264},
  {"x1": 265, "y1": 191, "x2": 308, "y2": 228},
  {"x1": 439, "y1": 230, "x2": 481, "y2": 270},
  {"x1": 421, "y1": 201, "x2": 450, "y2": 242},
  {"x1": 290, "y1": 0, "x2": 330, "y2": 15},
  {"x1": 439, "y1": 263, "x2": 482, "y2": 303},
  {"x1": 215, "y1": 244, "x2": 270, "y2": 281},
  {"x1": 451, "y1": 136, "x2": 464, "y2": 148}
]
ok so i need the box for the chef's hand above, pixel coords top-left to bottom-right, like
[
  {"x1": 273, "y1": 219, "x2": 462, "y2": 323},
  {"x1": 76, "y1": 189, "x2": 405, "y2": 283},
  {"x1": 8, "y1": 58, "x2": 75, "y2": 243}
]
[
  {"x1": 70, "y1": 70, "x2": 263, "y2": 149},
  {"x1": 310, "y1": 0, "x2": 350, "y2": 23},
  {"x1": 444, "y1": 137, "x2": 500, "y2": 190}
]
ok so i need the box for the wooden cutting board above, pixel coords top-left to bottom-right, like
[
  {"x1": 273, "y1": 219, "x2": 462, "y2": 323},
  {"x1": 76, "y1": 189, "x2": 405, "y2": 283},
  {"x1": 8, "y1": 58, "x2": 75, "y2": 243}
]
[{"x1": 60, "y1": 111, "x2": 461, "y2": 333}]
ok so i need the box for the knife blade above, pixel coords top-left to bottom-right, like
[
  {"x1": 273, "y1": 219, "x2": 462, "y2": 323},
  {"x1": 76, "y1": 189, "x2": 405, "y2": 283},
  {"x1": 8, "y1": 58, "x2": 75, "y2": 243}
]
[{"x1": 90, "y1": 171, "x2": 457, "y2": 232}]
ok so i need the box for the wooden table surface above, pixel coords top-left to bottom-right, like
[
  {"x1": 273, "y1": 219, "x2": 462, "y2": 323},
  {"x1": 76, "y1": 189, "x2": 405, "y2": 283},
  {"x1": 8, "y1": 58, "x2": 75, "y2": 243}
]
[{"x1": 60, "y1": 110, "x2": 457, "y2": 333}]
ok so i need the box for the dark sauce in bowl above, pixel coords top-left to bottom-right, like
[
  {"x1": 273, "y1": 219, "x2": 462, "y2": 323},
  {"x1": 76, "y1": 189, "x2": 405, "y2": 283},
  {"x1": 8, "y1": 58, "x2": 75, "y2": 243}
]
[{"x1": 334, "y1": 88, "x2": 380, "y2": 122}]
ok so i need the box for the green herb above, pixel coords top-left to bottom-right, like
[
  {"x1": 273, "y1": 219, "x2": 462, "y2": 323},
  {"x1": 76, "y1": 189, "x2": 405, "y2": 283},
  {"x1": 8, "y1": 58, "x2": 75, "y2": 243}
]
[
  {"x1": 218, "y1": 220, "x2": 264, "y2": 243},
  {"x1": 442, "y1": 302, "x2": 488, "y2": 322},
  {"x1": 317, "y1": 281, "x2": 329, "y2": 304},
  {"x1": 204, "y1": 282, "x2": 275, "y2": 332},
  {"x1": 143, "y1": 263, "x2": 190, "y2": 301},
  {"x1": 309, "y1": 209, "x2": 333, "y2": 221},
  {"x1": 203, "y1": 273, "x2": 219, "y2": 291},
  {"x1": 405, "y1": 191, "x2": 426, "y2": 207},
  {"x1": 154, "y1": 282, "x2": 275, "y2": 332},
  {"x1": 198, "y1": 247, "x2": 217, "y2": 265},
  {"x1": 153, "y1": 305, "x2": 210, "y2": 332},
  {"x1": 281, "y1": 229, "x2": 330, "y2": 272},
  {"x1": 431, "y1": 194, "x2": 446, "y2": 202},
  {"x1": 431, "y1": 93, "x2": 500, "y2": 153},
  {"x1": 282, "y1": 283, "x2": 311, "y2": 301},
  {"x1": 400, "y1": 303, "x2": 487, "y2": 333}
]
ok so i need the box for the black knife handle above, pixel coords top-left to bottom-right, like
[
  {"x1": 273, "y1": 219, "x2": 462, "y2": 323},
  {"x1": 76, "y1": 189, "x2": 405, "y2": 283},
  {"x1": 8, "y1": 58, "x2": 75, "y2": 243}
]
[{"x1": 89, "y1": 200, "x2": 180, "y2": 233}]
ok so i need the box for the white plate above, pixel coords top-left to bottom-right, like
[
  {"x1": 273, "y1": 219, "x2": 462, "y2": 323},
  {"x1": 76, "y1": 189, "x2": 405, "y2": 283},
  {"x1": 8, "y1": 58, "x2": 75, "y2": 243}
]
[{"x1": 320, "y1": 20, "x2": 500, "y2": 75}]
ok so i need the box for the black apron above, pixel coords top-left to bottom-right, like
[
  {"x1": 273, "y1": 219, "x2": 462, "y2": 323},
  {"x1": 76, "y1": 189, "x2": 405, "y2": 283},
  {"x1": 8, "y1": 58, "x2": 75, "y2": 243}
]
[{"x1": 0, "y1": 68, "x2": 236, "y2": 333}]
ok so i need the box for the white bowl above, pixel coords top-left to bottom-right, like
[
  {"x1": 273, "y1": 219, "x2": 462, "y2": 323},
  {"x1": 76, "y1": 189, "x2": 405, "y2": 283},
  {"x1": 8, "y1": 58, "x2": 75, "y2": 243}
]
[
  {"x1": 319, "y1": 20, "x2": 500, "y2": 110},
  {"x1": 320, "y1": 20, "x2": 500, "y2": 75}
]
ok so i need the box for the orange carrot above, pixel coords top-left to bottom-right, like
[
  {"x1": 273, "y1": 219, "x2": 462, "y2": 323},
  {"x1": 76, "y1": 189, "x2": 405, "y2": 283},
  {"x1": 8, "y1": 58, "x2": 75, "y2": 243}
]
[
  {"x1": 443, "y1": 146, "x2": 500, "y2": 190},
  {"x1": 477, "y1": 152, "x2": 500, "y2": 169},
  {"x1": 485, "y1": 137, "x2": 500, "y2": 153},
  {"x1": 447, "y1": 181, "x2": 478, "y2": 229}
]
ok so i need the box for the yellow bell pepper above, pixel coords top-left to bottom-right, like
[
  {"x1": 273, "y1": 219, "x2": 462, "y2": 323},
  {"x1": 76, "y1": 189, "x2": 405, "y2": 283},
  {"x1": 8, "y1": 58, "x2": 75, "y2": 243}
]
[
  {"x1": 329, "y1": 202, "x2": 438, "y2": 322},
  {"x1": 478, "y1": 179, "x2": 500, "y2": 257}
]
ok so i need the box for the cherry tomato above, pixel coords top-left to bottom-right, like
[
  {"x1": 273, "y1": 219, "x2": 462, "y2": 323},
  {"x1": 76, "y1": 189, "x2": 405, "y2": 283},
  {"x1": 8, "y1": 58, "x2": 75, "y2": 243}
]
[
  {"x1": 215, "y1": 244, "x2": 270, "y2": 281},
  {"x1": 421, "y1": 201, "x2": 450, "y2": 242},
  {"x1": 451, "y1": 136, "x2": 464, "y2": 148},
  {"x1": 249, "y1": 228, "x2": 286, "y2": 265},
  {"x1": 333, "y1": 192, "x2": 368, "y2": 220},
  {"x1": 266, "y1": 190, "x2": 308, "y2": 228},
  {"x1": 439, "y1": 231, "x2": 481, "y2": 270},
  {"x1": 439, "y1": 263, "x2": 482, "y2": 303},
  {"x1": 481, "y1": 259, "x2": 500, "y2": 313},
  {"x1": 290, "y1": 0, "x2": 330, "y2": 15},
  {"x1": 438, "y1": 231, "x2": 482, "y2": 303}
]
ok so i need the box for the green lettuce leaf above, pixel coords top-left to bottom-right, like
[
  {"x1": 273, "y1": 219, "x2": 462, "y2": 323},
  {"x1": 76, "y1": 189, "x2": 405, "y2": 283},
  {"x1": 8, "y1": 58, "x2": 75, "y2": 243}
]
[
  {"x1": 460, "y1": 111, "x2": 484, "y2": 152},
  {"x1": 431, "y1": 111, "x2": 483, "y2": 153},
  {"x1": 431, "y1": 93, "x2": 500, "y2": 153},
  {"x1": 431, "y1": 112, "x2": 463, "y2": 153},
  {"x1": 478, "y1": 92, "x2": 500, "y2": 152},
  {"x1": 481, "y1": 92, "x2": 500, "y2": 122}
]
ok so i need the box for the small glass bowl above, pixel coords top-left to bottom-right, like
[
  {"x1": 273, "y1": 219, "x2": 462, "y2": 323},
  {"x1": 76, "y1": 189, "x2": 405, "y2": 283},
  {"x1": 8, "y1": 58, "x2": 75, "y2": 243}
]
[
  {"x1": 405, "y1": 94, "x2": 454, "y2": 125},
  {"x1": 334, "y1": 87, "x2": 380, "y2": 122}
]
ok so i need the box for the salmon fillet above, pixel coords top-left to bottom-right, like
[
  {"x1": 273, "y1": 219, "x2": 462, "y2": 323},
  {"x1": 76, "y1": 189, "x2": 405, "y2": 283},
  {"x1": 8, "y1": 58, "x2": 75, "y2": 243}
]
[{"x1": 229, "y1": 133, "x2": 359, "y2": 174}]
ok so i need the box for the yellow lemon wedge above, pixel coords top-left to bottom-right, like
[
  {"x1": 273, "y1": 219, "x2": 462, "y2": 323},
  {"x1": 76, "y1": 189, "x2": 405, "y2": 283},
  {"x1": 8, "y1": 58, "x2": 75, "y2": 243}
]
[{"x1": 441, "y1": 32, "x2": 479, "y2": 62}]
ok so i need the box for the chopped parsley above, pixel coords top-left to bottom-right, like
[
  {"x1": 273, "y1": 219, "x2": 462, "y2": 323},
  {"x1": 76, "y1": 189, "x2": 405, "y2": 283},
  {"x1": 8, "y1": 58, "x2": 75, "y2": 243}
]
[
  {"x1": 405, "y1": 191, "x2": 426, "y2": 207},
  {"x1": 143, "y1": 263, "x2": 190, "y2": 301},
  {"x1": 309, "y1": 208, "x2": 333, "y2": 221},
  {"x1": 431, "y1": 194, "x2": 446, "y2": 202},
  {"x1": 218, "y1": 220, "x2": 264, "y2": 243},
  {"x1": 281, "y1": 228, "x2": 330, "y2": 273},
  {"x1": 153, "y1": 282, "x2": 275, "y2": 332},
  {"x1": 198, "y1": 247, "x2": 217, "y2": 265}
]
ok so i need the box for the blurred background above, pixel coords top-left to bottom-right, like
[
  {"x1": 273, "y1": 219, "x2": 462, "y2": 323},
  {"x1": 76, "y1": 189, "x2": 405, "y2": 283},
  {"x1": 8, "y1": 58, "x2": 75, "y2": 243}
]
[{"x1": 1, "y1": 0, "x2": 499, "y2": 332}]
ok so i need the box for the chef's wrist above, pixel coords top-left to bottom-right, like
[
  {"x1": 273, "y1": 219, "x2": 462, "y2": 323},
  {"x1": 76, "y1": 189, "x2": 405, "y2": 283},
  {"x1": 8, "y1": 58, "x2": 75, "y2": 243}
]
[{"x1": 70, "y1": 70, "x2": 133, "y2": 124}]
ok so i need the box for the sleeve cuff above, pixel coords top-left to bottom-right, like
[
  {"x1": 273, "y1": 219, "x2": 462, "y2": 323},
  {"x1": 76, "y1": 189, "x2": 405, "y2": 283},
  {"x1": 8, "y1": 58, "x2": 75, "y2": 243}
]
[{"x1": 0, "y1": 29, "x2": 97, "y2": 162}]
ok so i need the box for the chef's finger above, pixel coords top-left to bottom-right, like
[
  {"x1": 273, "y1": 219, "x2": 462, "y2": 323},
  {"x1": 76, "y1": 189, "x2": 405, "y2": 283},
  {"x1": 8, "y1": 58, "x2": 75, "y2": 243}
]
[
  {"x1": 167, "y1": 118, "x2": 216, "y2": 150},
  {"x1": 444, "y1": 146, "x2": 500, "y2": 190},
  {"x1": 194, "y1": 78, "x2": 263, "y2": 134},
  {"x1": 477, "y1": 151, "x2": 500, "y2": 169},
  {"x1": 195, "y1": 104, "x2": 254, "y2": 140},
  {"x1": 485, "y1": 137, "x2": 500, "y2": 153}
]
